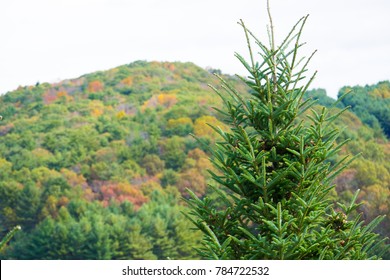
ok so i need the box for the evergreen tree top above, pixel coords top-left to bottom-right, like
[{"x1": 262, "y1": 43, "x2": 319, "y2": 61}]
[{"x1": 186, "y1": 1, "x2": 389, "y2": 260}]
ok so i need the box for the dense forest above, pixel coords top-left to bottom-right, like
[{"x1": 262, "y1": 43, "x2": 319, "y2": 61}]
[{"x1": 0, "y1": 61, "x2": 389, "y2": 259}]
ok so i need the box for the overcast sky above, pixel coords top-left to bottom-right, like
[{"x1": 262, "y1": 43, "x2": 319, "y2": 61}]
[{"x1": 1, "y1": 0, "x2": 389, "y2": 98}]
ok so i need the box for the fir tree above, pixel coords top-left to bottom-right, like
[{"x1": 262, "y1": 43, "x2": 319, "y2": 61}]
[
  {"x1": 186, "y1": 2, "x2": 388, "y2": 259},
  {"x1": 0, "y1": 225, "x2": 21, "y2": 252}
]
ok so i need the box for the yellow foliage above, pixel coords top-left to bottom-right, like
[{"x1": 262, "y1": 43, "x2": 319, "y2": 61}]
[
  {"x1": 140, "y1": 181, "x2": 163, "y2": 197},
  {"x1": 370, "y1": 83, "x2": 390, "y2": 98},
  {"x1": 167, "y1": 117, "x2": 193, "y2": 129},
  {"x1": 89, "y1": 100, "x2": 105, "y2": 117},
  {"x1": 44, "y1": 195, "x2": 58, "y2": 217},
  {"x1": 141, "y1": 93, "x2": 177, "y2": 111},
  {"x1": 31, "y1": 167, "x2": 61, "y2": 185},
  {"x1": 0, "y1": 158, "x2": 13, "y2": 175},
  {"x1": 194, "y1": 115, "x2": 227, "y2": 138},
  {"x1": 31, "y1": 148, "x2": 54, "y2": 163},
  {"x1": 116, "y1": 110, "x2": 127, "y2": 119},
  {"x1": 157, "y1": 94, "x2": 177, "y2": 108},
  {"x1": 60, "y1": 168, "x2": 87, "y2": 188}
]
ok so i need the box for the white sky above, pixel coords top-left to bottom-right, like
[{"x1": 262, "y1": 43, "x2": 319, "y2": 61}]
[{"x1": 0, "y1": 0, "x2": 389, "y2": 98}]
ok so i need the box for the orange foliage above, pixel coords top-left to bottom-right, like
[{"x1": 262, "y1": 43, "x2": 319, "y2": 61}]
[
  {"x1": 100, "y1": 182, "x2": 148, "y2": 209},
  {"x1": 157, "y1": 94, "x2": 177, "y2": 108},
  {"x1": 185, "y1": 148, "x2": 213, "y2": 176},
  {"x1": 91, "y1": 108, "x2": 103, "y2": 117},
  {"x1": 43, "y1": 89, "x2": 72, "y2": 104},
  {"x1": 56, "y1": 90, "x2": 73, "y2": 102},
  {"x1": 60, "y1": 168, "x2": 88, "y2": 188},
  {"x1": 178, "y1": 168, "x2": 207, "y2": 198},
  {"x1": 57, "y1": 196, "x2": 70, "y2": 207},
  {"x1": 88, "y1": 80, "x2": 104, "y2": 93},
  {"x1": 121, "y1": 76, "x2": 133, "y2": 86},
  {"x1": 187, "y1": 148, "x2": 207, "y2": 161},
  {"x1": 142, "y1": 93, "x2": 179, "y2": 111},
  {"x1": 163, "y1": 62, "x2": 176, "y2": 72}
]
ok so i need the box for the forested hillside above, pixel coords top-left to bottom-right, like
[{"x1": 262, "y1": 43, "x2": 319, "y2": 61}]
[{"x1": 0, "y1": 61, "x2": 388, "y2": 259}]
